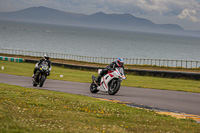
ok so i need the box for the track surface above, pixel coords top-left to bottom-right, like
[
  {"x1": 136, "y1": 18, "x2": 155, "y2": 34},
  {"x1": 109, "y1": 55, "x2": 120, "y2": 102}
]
[{"x1": 1, "y1": 73, "x2": 200, "y2": 115}]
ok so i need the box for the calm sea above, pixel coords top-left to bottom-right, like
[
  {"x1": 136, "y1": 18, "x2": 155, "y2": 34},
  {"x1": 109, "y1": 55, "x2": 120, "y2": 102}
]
[{"x1": 0, "y1": 21, "x2": 200, "y2": 61}]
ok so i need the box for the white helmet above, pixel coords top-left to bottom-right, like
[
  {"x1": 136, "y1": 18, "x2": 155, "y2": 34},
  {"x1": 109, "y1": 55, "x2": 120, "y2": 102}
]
[{"x1": 44, "y1": 54, "x2": 49, "y2": 60}]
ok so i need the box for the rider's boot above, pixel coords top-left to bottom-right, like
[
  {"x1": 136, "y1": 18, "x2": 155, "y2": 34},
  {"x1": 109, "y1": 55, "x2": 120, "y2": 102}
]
[{"x1": 96, "y1": 75, "x2": 101, "y2": 85}]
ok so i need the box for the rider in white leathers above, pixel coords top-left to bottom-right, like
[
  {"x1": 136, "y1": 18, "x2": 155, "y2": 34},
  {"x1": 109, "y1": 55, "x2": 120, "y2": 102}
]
[{"x1": 96, "y1": 58, "x2": 124, "y2": 84}]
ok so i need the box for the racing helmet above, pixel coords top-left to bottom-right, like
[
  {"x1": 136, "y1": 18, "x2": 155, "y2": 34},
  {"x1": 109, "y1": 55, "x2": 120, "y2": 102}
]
[
  {"x1": 116, "y1": 58, "x2": 124, "y2": 67},
  {"x1": 44, "y1": 54, "x2": 49, "y2": 60}
]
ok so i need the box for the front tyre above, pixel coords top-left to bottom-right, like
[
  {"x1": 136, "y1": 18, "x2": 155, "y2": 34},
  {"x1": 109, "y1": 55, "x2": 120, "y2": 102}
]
[
  {"x1": 108, "y1": 80, "x2": 120, "y2": 95},
  {"x1": 39, "y1": 75, "x2": 46, "y2": 87},
  {"x1": 90, "y1": 82, "x2": 99, "y2": 93}
]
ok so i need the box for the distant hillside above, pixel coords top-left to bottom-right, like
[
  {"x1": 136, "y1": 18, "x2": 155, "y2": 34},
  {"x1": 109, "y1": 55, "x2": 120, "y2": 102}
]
[
  {"x1": 0, "y1": 6, "x2": 186, "y2": 34},
  {"x1": 0, "y1": 7, "x2": 86, "y2": 25}
]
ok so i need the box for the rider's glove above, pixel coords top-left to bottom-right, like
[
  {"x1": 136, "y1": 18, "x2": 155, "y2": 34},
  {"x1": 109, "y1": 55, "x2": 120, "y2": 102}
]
[
  {"x1": 46, "y1": 72, "x2": 50, "y2": 76},
  {"x1": 46, "y1": 70, "x2": 50, "y2": 76}
]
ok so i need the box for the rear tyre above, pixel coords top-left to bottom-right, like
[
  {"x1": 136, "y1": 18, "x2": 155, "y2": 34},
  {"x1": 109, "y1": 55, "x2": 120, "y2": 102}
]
[
  {"x1": 108, "y1": 80, "x2": 120, "y2": 95},
  {"x1": 32, "y1": 74, "x2": 38, "y2": 87},
  {"x1": 33, "y1": 82, "x2": 37, "y2": 87},
  {"x1": 90, "y1": 82, "x2": 99, "y2": 93}
]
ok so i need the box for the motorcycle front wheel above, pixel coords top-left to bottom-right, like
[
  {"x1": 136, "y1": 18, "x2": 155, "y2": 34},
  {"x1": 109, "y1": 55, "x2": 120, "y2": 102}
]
[
  {"x1": 108, "y1": 80, "x2": 120, "y2": 95},
  {"x1": 90, "y1": 82, "x2": 99, "y2": 93},
  {"x1": 39, "y1": 75, "x2": 46, "y2": 87}
]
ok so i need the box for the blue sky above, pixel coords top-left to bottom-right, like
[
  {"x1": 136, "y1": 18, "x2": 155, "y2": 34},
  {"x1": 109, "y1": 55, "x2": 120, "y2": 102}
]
[{"x1": 0, "y1": 0, "x2": 200, "y2": 30}]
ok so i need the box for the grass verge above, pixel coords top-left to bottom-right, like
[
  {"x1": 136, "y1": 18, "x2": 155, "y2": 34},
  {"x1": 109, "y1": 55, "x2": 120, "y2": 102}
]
[
  {"x1": 1, "y1": 60, "x2": 200, "y2": 93},
  {"x1": 1, "y1": 53, "x2": 200, "y2": 73},
  {"x1": 0, "y1": 83, "x2": 199, "y2": 133}
]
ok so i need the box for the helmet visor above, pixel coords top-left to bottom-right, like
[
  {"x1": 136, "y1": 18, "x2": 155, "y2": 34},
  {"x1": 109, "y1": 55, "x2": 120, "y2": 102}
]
[
  {"x1": 45, "y1": 57, "x2": 49, "y2": 60},
  {"x1": 119, "y1": 62, "x2": 124, "y2": 66}
]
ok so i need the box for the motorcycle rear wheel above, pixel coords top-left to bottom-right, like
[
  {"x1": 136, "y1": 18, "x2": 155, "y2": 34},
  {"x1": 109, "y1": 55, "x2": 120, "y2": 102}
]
[
  {"x1": 108, "y1": 80, "x2": 120, "y2": 95},
  {"x1": 90, "y1": 82, "x2": 99, "y2": 93},
  {"x1": 33, "y1": 82, "x2": 37, "y2": 87},
  {"x1": 32, "y1": 73, "x2": 38, "y2": 87}
]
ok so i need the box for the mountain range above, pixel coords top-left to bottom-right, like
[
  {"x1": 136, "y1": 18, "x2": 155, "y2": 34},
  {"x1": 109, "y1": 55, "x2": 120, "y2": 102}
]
[{"x1": 0, "y1": 6, "x2": 198, "y2": 35}]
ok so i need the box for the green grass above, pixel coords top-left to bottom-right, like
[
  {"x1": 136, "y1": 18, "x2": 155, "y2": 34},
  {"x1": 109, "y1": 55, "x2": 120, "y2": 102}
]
[
  {"x1": 1, "y1": 60, "x2": 200, "y2": 93},
  {"x1": 0, "y1": 83, "x2": 199, "y2": 133}
]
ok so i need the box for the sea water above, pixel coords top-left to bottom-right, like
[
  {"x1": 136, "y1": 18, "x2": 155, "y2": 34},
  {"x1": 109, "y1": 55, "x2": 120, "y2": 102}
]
[{"x1": 0, "y1": 21, "x2": 200, "y2": 61}]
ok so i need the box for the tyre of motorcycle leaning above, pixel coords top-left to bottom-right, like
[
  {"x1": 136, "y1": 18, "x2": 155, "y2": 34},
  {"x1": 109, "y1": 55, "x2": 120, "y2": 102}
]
[
  {"x1": 90, "y1": 82, "x2": 99, "y2": 93},
  {"x1": 39, "y1": 75, "x2": 46, "y2": 87},
  {"x1": 108, "y1": 80, "x2": 120, "y2": 95}
]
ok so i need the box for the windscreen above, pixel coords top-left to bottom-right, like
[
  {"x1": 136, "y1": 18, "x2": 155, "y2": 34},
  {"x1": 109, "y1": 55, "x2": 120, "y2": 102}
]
[
  {"x1": 41, "y1": 62, "x2": 48, "y2": 70},
  {"x1": 116, "y1": 67, "x2": 124, "y2": 76}
]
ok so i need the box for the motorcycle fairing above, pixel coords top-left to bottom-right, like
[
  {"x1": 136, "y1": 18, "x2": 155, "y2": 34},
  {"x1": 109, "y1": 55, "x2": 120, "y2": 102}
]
[{"x1": 97, "y1": 73, "x2": 115, "y2": 92}]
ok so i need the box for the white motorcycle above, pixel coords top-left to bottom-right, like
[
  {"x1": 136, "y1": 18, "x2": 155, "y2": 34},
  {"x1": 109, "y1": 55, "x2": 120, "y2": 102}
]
[{"x1": 90, "y1": 67, "x2": 126, "y2": 95}]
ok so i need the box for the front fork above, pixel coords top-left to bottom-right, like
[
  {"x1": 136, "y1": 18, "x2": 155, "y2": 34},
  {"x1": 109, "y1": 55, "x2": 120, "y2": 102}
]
[{"x1": 35, "y1": 72, "x2": 43, "y2": 82}]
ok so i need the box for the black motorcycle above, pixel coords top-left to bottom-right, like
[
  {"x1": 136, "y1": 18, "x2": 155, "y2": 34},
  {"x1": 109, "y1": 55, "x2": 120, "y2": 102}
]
[{"x1": 32, "y1": 64, "x2": 50, "y2": 87}]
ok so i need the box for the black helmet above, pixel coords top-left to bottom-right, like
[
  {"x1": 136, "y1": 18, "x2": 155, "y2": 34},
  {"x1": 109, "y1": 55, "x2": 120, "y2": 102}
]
[{"x1": 44, "y1": 54, "x2": 49, "y2": 60}]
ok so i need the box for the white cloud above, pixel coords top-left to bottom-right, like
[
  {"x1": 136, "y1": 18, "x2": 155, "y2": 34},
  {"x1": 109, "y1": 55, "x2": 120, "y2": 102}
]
[
  {"x1": 108, "y1": 0, "x2": 200, "y2": 15},
  {"x1": 58, "y1": 0, "x2": 200, "y2": 22},
  {"x1": 178, "y1": 9, "x2": 199, "y2": 22}
]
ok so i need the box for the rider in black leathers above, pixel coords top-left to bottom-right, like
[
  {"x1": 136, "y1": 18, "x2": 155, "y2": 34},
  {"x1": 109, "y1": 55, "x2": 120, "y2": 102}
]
[
  {"x1": 96, "y1": 58, "x2": 124, "y2": 83},
  {"x1": 32, "y1": 54, "x2": 52, "y2": 78}
]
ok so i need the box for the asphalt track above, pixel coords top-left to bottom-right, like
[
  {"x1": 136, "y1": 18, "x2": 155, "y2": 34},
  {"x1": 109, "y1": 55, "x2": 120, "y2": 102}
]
[{"x1": 1, "y1": 73, "x2": 200, "y2": 116}]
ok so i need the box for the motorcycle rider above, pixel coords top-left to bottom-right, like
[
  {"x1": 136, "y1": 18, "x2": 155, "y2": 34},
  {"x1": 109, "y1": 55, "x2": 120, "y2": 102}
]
[
  {"x1": 32, "y1": 54, "x2": 52, "y2": 78},
  {"x1": 96, "y1": 58, "x2": 124, "y2": 84}
]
